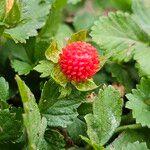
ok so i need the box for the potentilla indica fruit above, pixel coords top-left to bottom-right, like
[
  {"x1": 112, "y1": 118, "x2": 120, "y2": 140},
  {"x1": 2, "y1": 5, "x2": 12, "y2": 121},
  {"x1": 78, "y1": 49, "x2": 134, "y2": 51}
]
[{"x1": 59, "y1": 41, "x2": 100, "y2": 82}]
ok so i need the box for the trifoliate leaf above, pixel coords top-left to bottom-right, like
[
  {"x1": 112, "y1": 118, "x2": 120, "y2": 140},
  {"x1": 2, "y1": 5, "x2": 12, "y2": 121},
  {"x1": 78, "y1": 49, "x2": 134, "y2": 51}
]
[
  {"x1": 85, "y1": 86, "x2": 123, "y2": 145},
  {"x1": 106, "y1": 129, "x2": 150, "y2": 149},
  {"x1": 34, "y1": 60, "x2": 54, "y2": 78},
  {"x1": 126, "y1": 78, "x2": 150, "y2": 127},
  {"x1": 11, "y1": 59, "x2": 32, "y2": 75},
  {"x1": 90, "y1": 11, "x2": 149, "y2": 62},
  {"x1": 45, "y1": 40, "x2": 61, "y2": 63},
  {"x1": 51, "y1": 64, "x2": 68, "y2": 87},
  {"x1": 72, "y1": 79, "x2": 98, "y2": 91},
  {"x1": 39, "y1": 80, "x2": 85, "y2": 127},
  {"x1": 122, "y1": 142, "x2": 149, "y2": 150},
  {"x1": 4, "y1": 0, "x2": 51, "y2": 43},
  {"x1": 132, "y1": 0, "x2": 150, "y2": 36},
  {"x1": 0, "y1": 109, "x2": 23, "y2": 143},
  {"x1": 0, "y1": 77, "x2": 9, "y2": 101},
  {"x1": 16, "y1": 75, "x2": 47, "y2": 150},
  {"x1": 68, "y1": 30, "x2": 87, "y2": 44}
]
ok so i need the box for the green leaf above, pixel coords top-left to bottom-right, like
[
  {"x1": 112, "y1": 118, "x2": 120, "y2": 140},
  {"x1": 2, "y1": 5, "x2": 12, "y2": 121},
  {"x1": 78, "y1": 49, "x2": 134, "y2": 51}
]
[
  {"x1": 68, "y1": 0, "x2": 81, "y2": 4},
  {"x1": 73, "y1": 12, "x2": 97, "y2": 31},
  {"x1": 0, "y1": 109, "x2": 23, "y2": 143},
  {"x1": 4, "y1": 0, "x2": 51, "y2": 43},
  {"x1": 34, "y1": 60, "x2": 54, "y2": 78},
  {"x1": 67, "y1": 118, "x2": 87, "y2": 144},
  {"x1": 0, "y1": 0, "x2": 5, "y2": 21},
  {"x1": 45, "y1": 40, "x2": 61, "y2": 63},
  {"x1": 39, "y1": 80, "x2": 85, "y2": 127},
  {"x1": 80, "y1": 136, "x2": 104, "y2": 150},
  {"x1": 105, "y1": 63, "x2": 134, "y2": 92},
  {"x1": 132, "y1": 0, "x2": 150, "y2": 35},
  {"x1": 68, "y1": 30, "x2": 87, "y2": 44},
  {"x1": 106, "y1": 129, "x2": 150, "y2": 149},
  {"x1": 134, "y1": 45, "x2": 150, "y2": 77},
  {"x1": 126, "y1": 78, "x2": 150, "y2": 127},
  {"x1": 51, "y1": 64, "x2": 68, "y2": 87},
  {"x1": 44, "y1": 129, "x2": 65, "y2": 150},
  {"x1": 11, "y1": 59, "x2": 32, "y2": 75},
  {"x1": 122, "y1": 142, "x2": 149, "y2": 150},
  {"x1": 90, "y1": 11, "x2": 149, "y2": 62},
  {"x1": 4, "y1": 0, "x2": 21, "y2": 25},
  {"x1": 85, "y1": 86, "x2": 123, "y2": 145},
  {"x1": 0, "y1": 77, "x2": 9, "y2": 101},
  {"x1": 16, "y1": 75, "x2": 47, "y2": 150},
  {"x1": 72, "y1": 79, "x2": 98, "y2": 91}
]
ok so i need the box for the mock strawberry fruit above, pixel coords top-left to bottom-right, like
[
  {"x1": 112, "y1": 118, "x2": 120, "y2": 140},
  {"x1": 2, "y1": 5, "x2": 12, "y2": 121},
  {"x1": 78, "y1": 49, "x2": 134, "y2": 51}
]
[{"x1": 59, "y1": 41, "x2": 100, "y2": 82}]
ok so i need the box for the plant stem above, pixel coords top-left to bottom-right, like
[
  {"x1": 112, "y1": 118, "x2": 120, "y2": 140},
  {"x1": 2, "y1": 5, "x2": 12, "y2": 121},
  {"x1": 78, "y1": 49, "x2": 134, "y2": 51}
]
[{"x1": 115, "y1": 124, "x2": 142, "y2": 133}]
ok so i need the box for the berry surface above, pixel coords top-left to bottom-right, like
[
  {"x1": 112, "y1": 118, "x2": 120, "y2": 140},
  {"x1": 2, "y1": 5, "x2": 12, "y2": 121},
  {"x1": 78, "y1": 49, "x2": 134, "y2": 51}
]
[{"x1": 59, "y1": 41, "x2": 100, "y2": 82}]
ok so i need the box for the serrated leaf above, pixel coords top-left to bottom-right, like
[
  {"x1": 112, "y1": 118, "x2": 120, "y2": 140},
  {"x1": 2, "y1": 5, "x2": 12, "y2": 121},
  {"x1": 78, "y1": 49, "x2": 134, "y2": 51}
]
[
  {"x1": 0, "y1": 77, "x2": 9, "y2": 101},
  {"x1": 0, "y1": 109, "x2": 23, "y2": 143},
  {"x1": 122, "y1": 142, "x2": 148, "y2": 150},
  {"x1": 68, "y1": 30, "x2": 87, "y2": 44},
  {"x1": 4, "y1": 0, "x2": 51, "y2": 43},
  {"x1": 34, "y1": 60, "x2": 54, "y2": 78},
  {"x1": 11, "y1": 59, "x2": 32, "y2": 75},
  {"x1": 72, "y1": 79, "x2": 98, "y2": 91},
  {"x1": 106, "y1": 129, "x2": 150, "y2": 150},
  {"x1": 134, "y1": 45, "x2": 150, "y2": 77},
  {"x1": 39, "y1": 80, "x2": 85, "y2": 127},
  {"x1": 132, "y1": 0, "x2": 150, "y2": 36},
  {"x1": 45, "y1": 40, "x2": 61, "y2": 63},
  {"x1": 51, "y1": 64, "x2": 68, "y2": 87},
  {"x1": 126, "y1": 78, "x2": 150, "y2": 127},
  {"x1": 16, "y1": 75, "x2": 47, "y2": 150},
  {"x1": 85, "y1": 86, "x2": 123, "y2": 145},
  {"x1": 90, "y1": 11, "x2": 149, "y2": 62}
]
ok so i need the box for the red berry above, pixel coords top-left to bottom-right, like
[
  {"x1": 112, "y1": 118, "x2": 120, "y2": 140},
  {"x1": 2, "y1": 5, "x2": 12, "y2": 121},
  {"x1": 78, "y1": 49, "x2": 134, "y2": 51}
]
[{"x1": 59, "y1": 41, "x2": 100, "y2": 82}]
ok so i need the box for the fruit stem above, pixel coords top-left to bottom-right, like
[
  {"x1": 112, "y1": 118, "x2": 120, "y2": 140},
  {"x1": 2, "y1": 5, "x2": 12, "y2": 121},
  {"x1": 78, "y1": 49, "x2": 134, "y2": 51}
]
[{"x1": 115, "y1": 123, "x2": 142, "y2": 133}]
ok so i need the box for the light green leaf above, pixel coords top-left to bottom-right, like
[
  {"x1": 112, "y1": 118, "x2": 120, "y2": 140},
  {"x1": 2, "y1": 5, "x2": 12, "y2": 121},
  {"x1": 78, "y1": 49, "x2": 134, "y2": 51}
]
[
  {"x1": 34, "y1": 60, "x2": 54, "y2": 78},
  {"x1": 68, "y1": 30, "x2": 87, "y2": 44},
  {"x1": 51, "y1": 64, "x2": 68, "y2": 87},
  {"x1": 122, "y1": 142, "x2": 149, "y2": 150},
  {"x1": 132, "y1": 0, "x2": 150, "y2": 35},
  {"x1": 0, "y1": 77, "x2": 9, "y2": 101},
  {"x1": 45, "y1": 40, "x2": 61, "y2": 63},
  {"x1": 106, "y1": 129, "x2": 150, "y2": 150},
  {"x1": 11, "y1": 59, "x2": 32, "y2": 75},
  {"x1": 16, "y1": 75, "x2": 47, "y2": 150},
  {"x1": 4, "y1": 0, "x2": 51, "y2": 43},
  {"x1": 90, "y1": 11, "x2": 149, "y2": 62},
  {"x1": 0, "y1": 109, "x2": 22, "y2": 143},
  {"x1": 72, "y1": 79, "x2": 98, "y2": 91},
  {"x1": 134, "y1": 45, "x2": 150, "y2": 77},
  {"x1": 126, "y1": 78, "x2": 150, "y2": 127},
  {"x1": 85, "y1": 86, "x2": 123, "y2": 145}
]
